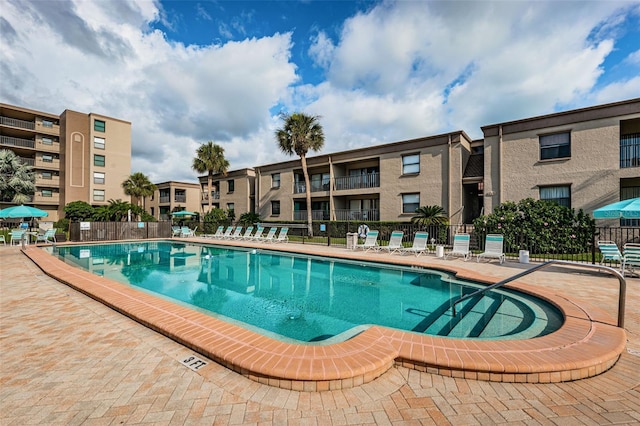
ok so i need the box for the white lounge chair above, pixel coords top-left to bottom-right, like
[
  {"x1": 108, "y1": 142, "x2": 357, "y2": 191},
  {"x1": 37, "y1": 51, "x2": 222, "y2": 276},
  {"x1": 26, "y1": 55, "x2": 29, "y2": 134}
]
[
  {"x1": 477, "y1": 234, "x2": 505, "y2": 264},
  {"x1": 171, "y1": 226, "x2": 182, "y2": 237},
  {"x1": 597, "y1": 240, "x2": 622, "y2": 266},
  {"x1": 622, "y1": 243, "x2": 640, "y2": 277},
  {"x1": 218, "y1": 226, "x2": 234, "y2": 239},
  {"x1": 207, "y1": 226, "x2": 225, "y2": 238},
  {"x1": 271, "y1": 227, "x2": 289, "y2": 243},
  {"x1": 355, "y1": 230, "x2": 379, "y2": 251},
  {"x1": 400, "y1": 232, "x2": 429, "y2": 256},
  {"x1": 248, "y1": 226, "x2": 265, "y2": 241},
  {"x1": 380, "y1": 231, "x2": 404, "y2": 254},
  {"x1": 260, "y1": 227, "x2": 278, "y2": 242},
  {"x1": 9, "y1": 230, "x2": 24, "y2": 246},
  {"x1": 445, "y1": 233, "x2": 470, "y2": 261},
  {"x1": 227, "y1": 226, "x2": 243, "y2": 239},
  {"x1": 239, "y1": 226, "x2": 254, "y2": 240}
]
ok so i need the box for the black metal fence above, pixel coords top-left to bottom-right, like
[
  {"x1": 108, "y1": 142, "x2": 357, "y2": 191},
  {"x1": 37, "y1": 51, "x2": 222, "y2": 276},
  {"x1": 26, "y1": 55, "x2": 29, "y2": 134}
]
[{"x1": 69, "y1": 221, "x2": 171, "y2": 242}]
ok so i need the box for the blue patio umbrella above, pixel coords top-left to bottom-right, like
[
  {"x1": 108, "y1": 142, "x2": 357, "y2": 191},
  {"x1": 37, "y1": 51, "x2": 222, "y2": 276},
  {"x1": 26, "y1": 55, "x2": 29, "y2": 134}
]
[
  {"x1": 171, "y1": 211, "x2": 197, "y2": 217},
  {"x1": 592, "y1": 197, "x2": 640, "y2": 219},
  {"x1": 0, "y1": 205, "x2": 49, "y2": 219}
]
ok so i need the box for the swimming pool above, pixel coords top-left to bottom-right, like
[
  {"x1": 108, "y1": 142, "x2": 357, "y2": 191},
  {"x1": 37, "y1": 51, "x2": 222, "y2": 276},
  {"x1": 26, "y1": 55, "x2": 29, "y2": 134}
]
[{"x1": 48, "y1": 241, "x2": 562, "y2": 343}]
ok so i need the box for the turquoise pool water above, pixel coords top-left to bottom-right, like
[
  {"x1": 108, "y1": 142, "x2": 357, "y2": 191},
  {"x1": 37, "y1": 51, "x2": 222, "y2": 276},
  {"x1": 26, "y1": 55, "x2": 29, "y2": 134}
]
[{"x1": 48, "y1": 241, "x2": 563, "y2": 343}]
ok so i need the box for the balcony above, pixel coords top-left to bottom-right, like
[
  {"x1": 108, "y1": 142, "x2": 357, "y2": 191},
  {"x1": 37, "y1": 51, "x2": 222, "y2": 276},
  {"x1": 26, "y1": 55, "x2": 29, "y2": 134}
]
[
  {"x1": 159, "y1": 196, "x2": 170, "y2": 203},
  {"x1": 294, "y1": 210, "x2": 330, "y2": 221},
  {"x1": 36, "y1": 176, "x2": 60, "y2": 187},
  {"x1": 201, "y1": 192, "x2": 220, "y2": 202},
  {"x1": 1, "y1": 116, "x2": 35, "y2": 130},
  {"x1": 334, "y1": 173, "x2": 380, "y2": 191},
  {"x1": 33, "y1": 193, "x2": 60, "y2": 204},
  {"x1": 335, "y1": 209, "x2": 379, "y2": 221},
  {"x1": 174, "y1": 195, "x2": 186, "y2": 203},
  {"x1": 293, "y1": 182, "x2": 330, "y2": 194},
  {"x1": 1, "y1": 135, "x2": 35, "y2": 149},
  {"x1": 18, "y1": 157, "x2": 35, "y2": 166}
]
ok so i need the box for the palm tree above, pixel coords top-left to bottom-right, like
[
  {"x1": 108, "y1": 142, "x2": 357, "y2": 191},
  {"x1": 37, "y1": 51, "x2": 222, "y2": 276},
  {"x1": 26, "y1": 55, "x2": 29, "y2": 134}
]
[
  {"x1": 122, "y1": 172, "x2": 157, "y2": 211},
  {"x1": 192, "y1": 141, "x2": 230, "y2": 213},
  {"x1": 0, "y1": 149, "x2": 35, "y2": 204},
  {"x1": 275, "y1": 113, "x2": 325, "y2": 237},
  {"x1": 411, "y1": 205, "x2": 449, "y2": 227}
]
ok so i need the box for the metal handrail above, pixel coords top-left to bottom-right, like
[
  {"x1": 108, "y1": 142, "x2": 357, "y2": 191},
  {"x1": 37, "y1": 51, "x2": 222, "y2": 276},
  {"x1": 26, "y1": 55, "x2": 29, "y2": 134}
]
[{"x1": 451, "y1": 260, "x2": 627, "y2": 328}]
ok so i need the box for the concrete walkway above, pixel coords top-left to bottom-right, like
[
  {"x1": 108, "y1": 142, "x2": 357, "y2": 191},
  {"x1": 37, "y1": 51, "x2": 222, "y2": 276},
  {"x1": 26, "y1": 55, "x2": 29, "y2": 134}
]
[{"x1": 1, "y1": 244, "x2": 639, "y2": 425}]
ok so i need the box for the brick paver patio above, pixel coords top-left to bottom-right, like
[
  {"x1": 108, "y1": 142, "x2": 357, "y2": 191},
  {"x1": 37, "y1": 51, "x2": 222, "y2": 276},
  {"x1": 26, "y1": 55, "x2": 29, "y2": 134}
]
[{"x1": 1, "y1": 244, "x2": 639, "y2": 425}]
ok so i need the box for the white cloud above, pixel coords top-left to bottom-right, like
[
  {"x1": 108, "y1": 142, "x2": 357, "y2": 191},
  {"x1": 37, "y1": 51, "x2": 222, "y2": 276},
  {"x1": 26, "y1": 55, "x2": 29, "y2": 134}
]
[{"x1": 1, "y1": 0, "x2": 638, "y2": 186}]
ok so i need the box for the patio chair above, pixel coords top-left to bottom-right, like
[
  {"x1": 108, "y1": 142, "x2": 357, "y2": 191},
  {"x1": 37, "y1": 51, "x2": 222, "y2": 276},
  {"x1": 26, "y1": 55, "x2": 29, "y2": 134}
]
[
  {"x1": 9, "y1": 230, "x2": 25, "y2": 246},
  {"x1": 271, "y1": 227, "x2": 289, "y2": 243},
  {"x1": 355, "y1": 230, "x2": 379, "y2": 252},
  {"x1": 477, "y1": 234, "x2": 505, "y2": 264},
  {"x1": 239, "y1": 226, "x2": 254, "y2": 240},
  {"x1": 247, "y1": 226, "x2": 265, "y2": 241},
  {"x1": 226, "y1": 226, "x2": 243, "y2": 239},
  {"x1": 0, "y1": 234, "x2": 5, "y2": 245},
  {"x1": 180, "y1": 226, "x2": 197, "y2": 237},
  {"x1": 35, "y1": 229, "x2": 56, "y2": 244},
  {"x1": 399, "y1": 232, "x2": 428, "y2": 256},
  {"x1": 622, "y1": 243, "x2": 640, "y2": 277},
  {"x1": 259, "y1": 227, "x2": 278, "y2": 242},
  {"x1": 445, "y1": 233, "x2": 471, "y2": 261},
  {"x1": 171, "y1": 226, "x2": 182, "y2": 237},
  {"x1": 380, "y1": 231, "x2": 404, "y2": 254},
  {"x1": 206, "y1": 226, "x2": 225, "y2": 238},
  {"x1": 597, "y1": 240, "x2": 622, "y2": 266},
  {"x1": 218, "y1": 226, "x2": 234, "y2": 239}
]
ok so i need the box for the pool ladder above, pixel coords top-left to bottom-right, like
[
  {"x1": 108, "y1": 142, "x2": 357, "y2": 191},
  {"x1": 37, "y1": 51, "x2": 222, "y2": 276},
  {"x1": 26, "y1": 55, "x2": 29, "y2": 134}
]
[{"x1": 451, "y1": 260, "x2": 627, "y2": 328}]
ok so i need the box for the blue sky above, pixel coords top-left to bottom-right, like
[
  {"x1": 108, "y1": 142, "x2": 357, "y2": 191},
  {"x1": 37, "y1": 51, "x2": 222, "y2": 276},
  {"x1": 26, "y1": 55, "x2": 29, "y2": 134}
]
[{"x1": 1, "y1": 0, "x2": 639, "y2": 183}]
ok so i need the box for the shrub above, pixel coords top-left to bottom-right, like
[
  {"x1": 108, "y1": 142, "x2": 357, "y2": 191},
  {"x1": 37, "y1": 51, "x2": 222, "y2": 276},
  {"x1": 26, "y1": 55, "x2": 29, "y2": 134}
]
[{"x1": 473, "y1": 198, "x2": 595, "y2": 254}]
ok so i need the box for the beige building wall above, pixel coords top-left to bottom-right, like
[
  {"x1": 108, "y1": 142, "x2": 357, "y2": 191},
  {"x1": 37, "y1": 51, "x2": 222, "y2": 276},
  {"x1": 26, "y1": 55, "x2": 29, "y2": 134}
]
[
  {"x1": 147, "y1": 181, "x2": 201, "y2": 220},
  {"x1": 482, "y1": 99, "x2": 640, "y2": 218},
  {"x1": 199, "y1": 168, "x2": 256, "y2": 218}
]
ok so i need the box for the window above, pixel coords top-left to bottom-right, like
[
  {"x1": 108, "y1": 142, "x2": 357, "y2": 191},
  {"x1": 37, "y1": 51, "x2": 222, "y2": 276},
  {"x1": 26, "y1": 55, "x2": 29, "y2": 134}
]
[
  {"x1": 620, "y1": 133, "x2": 640, "y2": 168},
  {"x1": 402, "y1": 154, "x2": 420, "y2": 174},
  {"x1": 93, "y1": 172, "x2": 105, "y2": 184},
  {"x1": 402, "y1": 193, "x2": 420, "y2": 213},
  {"x1": 272, "y1": 173, "x2": 281, "y2": 188},
  {"x1": 94, "y1": 154, "x2": 105, "y2": 167},
  {"x1": 42, "y1": 137, "x2": 53, "y2": 145},
  {"x1": 271, "y1": 200, "x2": 281, "y2": 215},
  {"x1": 228, "y1": 180, "x2": 235, "y2": 192},
  {"x1": 94, "y1": 137, "x2": 105, "y2": 150},
  {"x1": 539, "y1": 132, "x2": 570, "y2": 160},
  {"x1": 94, "y1": 119, "x2": 105, "y2": 132},
  {"x1": 42, "y1": 154, "x2": 53, "y2": 163},
  {"x1": 540, "y1": 185, "x2": 571, "y2": 208},
  {"x1": 41, "y1": 189, "x2": 53, "y2": 197},
  {"x1": 42, "y1": 119, "x2": 53, "y2": 128},
  {"x1": 93, "y1": 189, "x2": 105, "y2": 201},
  {"x1": 41, "y1": 171, "x2": 52, "y2": 180}
]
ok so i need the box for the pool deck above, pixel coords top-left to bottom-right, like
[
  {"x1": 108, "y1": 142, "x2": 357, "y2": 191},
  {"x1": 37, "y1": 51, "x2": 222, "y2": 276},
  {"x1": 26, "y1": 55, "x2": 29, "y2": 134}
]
[{"x1": 2, "y1": 239, "x2": 639, "y2": 424}]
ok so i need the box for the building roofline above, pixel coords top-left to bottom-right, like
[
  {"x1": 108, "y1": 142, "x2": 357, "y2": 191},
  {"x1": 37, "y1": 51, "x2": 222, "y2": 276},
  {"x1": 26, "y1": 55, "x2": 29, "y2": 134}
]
[
  {"x1": 255, "y1": 130, "x2": 473, "y2": 171},
  {"x1": 153, "y1": 180, "x2": 201, "y2": 188},
  {"x1": 481, "y1": 98, "x2": 640, "y2": 137},
  {"x1": 0, "y1": 102, "x2": 59, "y2": 119}
]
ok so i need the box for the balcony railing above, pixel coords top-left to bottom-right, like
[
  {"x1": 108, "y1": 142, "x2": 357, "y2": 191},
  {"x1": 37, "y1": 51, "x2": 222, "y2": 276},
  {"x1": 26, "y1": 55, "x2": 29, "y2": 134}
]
[
  {"x1": 335, "y1": 209, "x2": 379, "y2": 221},
  {"x1": 174, "y1": 195, "x2": 186, "y2": 203},
  {"x1": 159, "y1": 196, "x2": 170, "y2": 203},
  {"x1": 19, "y1": 157, "x2": 35, "y2": 166},
  {"x1": 294, "y1": 210, "x2": 330, "y2": 221},
  {"x1": 0, "y1": 135, "x2": 35, "y2": 149},
  {"x1": 293, "y1": 182, "x2": 330, "y2": 194},
  {"x1": 1, "y1": 116, "x2": 35, "y2": 130},
  {"x1": 334, "y1": 173, "x2": 380, "y2": 191},
  {"x1": 201, "y1": 192, "x2": 220, "y2": 202}
]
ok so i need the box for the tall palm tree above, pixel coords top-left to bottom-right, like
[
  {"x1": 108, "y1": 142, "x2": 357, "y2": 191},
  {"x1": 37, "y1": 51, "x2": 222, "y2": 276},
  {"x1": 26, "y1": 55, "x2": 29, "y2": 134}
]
[
  {"x1": 275, "y1": 113, "x2": 324, "y2": 237},
  {"x1": 411, "y1": 205, "x2": 449, "y2": 227},
  {"x1": 192, "y1": 141, "x2": 230, "y2": 213},
  {"x1": 0, "y1": 149, "x2": 35, "y2": 204},
  {"x1": 122, "y1": 172, "x2": 157, "y2": 211}
]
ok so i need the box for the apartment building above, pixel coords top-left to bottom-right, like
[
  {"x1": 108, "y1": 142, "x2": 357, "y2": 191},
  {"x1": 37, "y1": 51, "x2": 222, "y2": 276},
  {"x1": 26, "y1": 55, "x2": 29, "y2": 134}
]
[
  {"x1": 1, "y1": 103, "x2": 131, "y2": 222},
  {"x1": 482, "y1": 98, "x2": 640, "y2": 224},
  {"x1": 254, "y1": 131, "x2": 476, "y2": 224},
  {"x1": 198, "y1": 168, "x2": 256, "y2": 217},
  {"x1": 147, "y1": 181, "x2": 201, "y2": 220}
]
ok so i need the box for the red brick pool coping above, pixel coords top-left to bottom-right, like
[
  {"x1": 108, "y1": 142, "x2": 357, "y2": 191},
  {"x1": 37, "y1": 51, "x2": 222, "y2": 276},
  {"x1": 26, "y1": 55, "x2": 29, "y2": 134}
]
[{"x1": 23, "y1": 241, "x2": 626, "y2": 391}]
